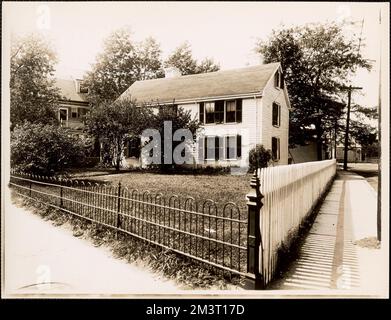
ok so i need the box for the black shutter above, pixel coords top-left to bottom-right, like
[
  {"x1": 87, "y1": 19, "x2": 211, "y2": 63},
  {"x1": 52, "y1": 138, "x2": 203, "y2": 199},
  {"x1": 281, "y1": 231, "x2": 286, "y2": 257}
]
[
  {"x1": 281, "y1": 72, "x2": 285, "y2": 89},
  {"x1": 203, "y1": 136, "x2": 207, "y2": 160},
  {"x1": 236, "y1": 99, "x2": 242, "y2": 123},
  {"x1": 215, "y1": 136, "x2": 219, "y2": 160},
  {"x1": 236, "y1": 135, "x2": 242, "y2": 158},
  {"x1": 199, "y1": 102, "x2": 204, "y2": 124}
]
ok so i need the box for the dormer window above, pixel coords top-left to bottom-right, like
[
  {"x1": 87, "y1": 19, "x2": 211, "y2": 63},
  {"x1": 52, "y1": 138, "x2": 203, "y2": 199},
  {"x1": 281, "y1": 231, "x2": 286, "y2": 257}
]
[
  {"x1": 76, "y1": 79, "x2": 89, "y2": 94},
  {"x1": 274, "y1": 70, "x2": 284, "y2": 89},
  {"x1": 79, "y1": 84, "x2": 89, "y2": 94}
]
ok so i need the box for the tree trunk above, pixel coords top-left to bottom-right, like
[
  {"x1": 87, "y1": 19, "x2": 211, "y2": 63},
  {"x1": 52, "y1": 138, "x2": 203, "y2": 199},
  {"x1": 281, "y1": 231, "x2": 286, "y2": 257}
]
[
  {"x1": 316, "y1": 140, "x2": 323, "y2": 161},
  {"x1": 115, "y1": 137, "x2": 121, "y2": 171},
  {"x1": 315, "y1": 118, "x2": 323, "y2": 161}
]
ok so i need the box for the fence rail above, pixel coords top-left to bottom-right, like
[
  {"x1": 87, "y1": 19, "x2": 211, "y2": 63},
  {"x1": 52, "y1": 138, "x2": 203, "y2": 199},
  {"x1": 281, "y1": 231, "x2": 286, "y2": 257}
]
[
  {"x1": 9, "y1": 159, "x2": 336, "y2": 289},
  {"x1": 255, "y1": 159, "x2": 337, "y2": 286},
  {"x1": 9, "y1": 171, "x2": 248, "y2": 276}
]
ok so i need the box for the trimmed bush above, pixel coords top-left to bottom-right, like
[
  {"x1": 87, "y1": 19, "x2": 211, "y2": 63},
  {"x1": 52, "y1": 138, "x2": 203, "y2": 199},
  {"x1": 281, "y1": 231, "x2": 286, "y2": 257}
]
[
  {"x1": 248, "y1": 144, "x2": 272, "y2": 172},
  {"x1": 11, "y1": 122, "x2": 90, "y2": 175}
]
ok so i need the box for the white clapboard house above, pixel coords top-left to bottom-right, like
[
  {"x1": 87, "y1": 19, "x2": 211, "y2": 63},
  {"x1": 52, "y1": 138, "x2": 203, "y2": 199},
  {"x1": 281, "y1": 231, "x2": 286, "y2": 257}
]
[{"x1": 119, "y1": 62, "x2": 291, "y2": 168}]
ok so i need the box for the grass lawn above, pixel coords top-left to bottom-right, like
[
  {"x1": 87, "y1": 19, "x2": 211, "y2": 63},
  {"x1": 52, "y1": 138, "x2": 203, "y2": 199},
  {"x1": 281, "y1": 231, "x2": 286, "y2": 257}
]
[{"x1": 76, "y1": 171, "x2": 252, "y2": 213}]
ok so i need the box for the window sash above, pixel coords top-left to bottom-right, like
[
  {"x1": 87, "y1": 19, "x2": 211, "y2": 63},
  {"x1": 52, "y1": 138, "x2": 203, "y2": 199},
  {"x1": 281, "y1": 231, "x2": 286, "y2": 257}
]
[
  {"x1": 272, "y1": 137, "x2": 280, "y2": 160},
  {"x1": 59, "y1": 108, "x2": 68, "y2": 121},
  {"x1": 205, "y1": 102, "x2": 215, "y2": 124},
  {"x1": 215, "y1": 101, "x2": 224, "y2": 124},
  {"x1": 226, "y1": 136, "x2": 236, "y2": 159},
  {"x1": 199, "y1": 103, "x2": 204, "y2": 124},
  {"x1": 225, "y1": 135, "x2": 242, "y2": 160},
  {"x1": 200, "y1": 99, "x2": 242, "y2": 124},
  {"x1": 226, "y1": 100, "x2": 236, "y2": 123},
  {"x1": 272, "y1": 103, "x2": 281, "y2": 127},
  {"x1": 204, "y1": 136, "x2": 216, "y2": 160}
]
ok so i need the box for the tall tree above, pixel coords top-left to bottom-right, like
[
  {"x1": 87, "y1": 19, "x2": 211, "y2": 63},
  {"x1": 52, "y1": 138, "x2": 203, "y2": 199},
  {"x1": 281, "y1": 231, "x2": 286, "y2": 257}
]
[
  {"x1": 196, "y1": 57, "x2": 220, "y2": 74},
  {"x1": 165, "y1": 42, "x2": 198, "y2": 75},
  {"x1": 83, "y1": 29, "x2": 164, "y2": 106},
  {"x1": 136, "y1": 37, "x2": 165, "y2": 80},
  {"x1": 147, "y1": 105, "x2": 201, "y2": 171},
  {"x1": 85, "y1": 98, "x2": 153, "y2": 170},
  {"x1": 165, "y1": 42, "x2": 220, "y2": 75},
  {"x1": 10, "y1": 34, "x2": 61, "y2": 129},
  {"x1": 256, "y1": 23, "x2": 371, "y2": 160},
  {"x1": 83, "y1": 28, "x2": 139, "y2": 106}
]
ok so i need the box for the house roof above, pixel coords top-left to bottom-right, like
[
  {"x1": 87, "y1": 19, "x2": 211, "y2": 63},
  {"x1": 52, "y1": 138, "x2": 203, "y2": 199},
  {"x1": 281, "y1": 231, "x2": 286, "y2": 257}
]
[
  {"x1": 119, "y1": 62, "x2": 281, "y2": 104},
  {"x1": 55, "y1": 78, "x2": 88, "y2": 104}
]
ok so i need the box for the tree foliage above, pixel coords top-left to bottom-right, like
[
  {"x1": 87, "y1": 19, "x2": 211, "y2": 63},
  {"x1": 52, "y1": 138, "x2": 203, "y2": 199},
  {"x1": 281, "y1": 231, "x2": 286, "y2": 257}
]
[
  {"x1": 10, "y1": 34, "x2": 61, "y2": 129},
  {"x1": 196, "y1": 57, "x2": 221, "y2": 74},
  {"x1": 83, "y1": 29, "x2": 164, "y2": 105},
  {"x1": 146, "y1": 105, "x2": 201, "y2": 171},
  {"x1": 256, "y1": 22, "x2": 371, "y2": 159},
  {"x1": 248, "y1": 144, "x2": 272, "y2": 172},
  {"x1": 85, "y1": 98, "x2": 154, "y2": 170},
  {"x1": 165, "y1": 42, "x2": 220, "y2": 75},
  {"x1": 11, "y1": 122, "x2": 89, "y2": 175}
]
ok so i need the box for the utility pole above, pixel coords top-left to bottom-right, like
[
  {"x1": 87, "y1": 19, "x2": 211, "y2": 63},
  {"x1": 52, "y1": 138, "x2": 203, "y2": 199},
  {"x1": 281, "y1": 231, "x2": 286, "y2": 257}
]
[
  {"x1": 342, "y1": 85, "x2": 363, "y2": 171},
  {"x1": 377, "y1": 9, "x2": 382, "y2": 242},
  {"x1": 334, "y1": 120, "x2": 337, "y2": 159}
]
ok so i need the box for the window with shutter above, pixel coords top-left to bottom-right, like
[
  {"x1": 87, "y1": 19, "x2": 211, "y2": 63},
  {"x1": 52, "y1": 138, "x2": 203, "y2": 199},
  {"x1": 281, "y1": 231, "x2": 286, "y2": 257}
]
[
  {"x1": 236, "y1": 99, "x2": 242, "y2": 123},
  {"x1": 71, "y1": 107, "x2": 78, "y2": 118},
  {"x1": 199, "y1": 102, "x2": 204, "y2": 124},
  {"x1": 205, "y1": 136, "x2": 215, "y2": 160},
  {"x1": 275, "y1": 70, "x2": 284, "y2": 89},
  {"x1": 225, "y1": 135, "x2": 241, "y2": 159},
  {"x1": 272, "y1": 137, "x2": 280, "y2": 160},
  {"x1": 215, "y1": 136, "x2": 222, "y2": 160},
  {"x1": 205, "y1": 102, "x2": 215, "y2": 124},
  {"x1": 226, "y1": 100, "x2": 236, "y2": 123},
  {"x1": 272, "y1": 102, "x2": 280, "y2": 127},
  {"x1": 237, "y1": 135, "x2": 242, "y2": 158},
  {"x1": 215, "y1": 101, "x2": 224, "y2": 123}
]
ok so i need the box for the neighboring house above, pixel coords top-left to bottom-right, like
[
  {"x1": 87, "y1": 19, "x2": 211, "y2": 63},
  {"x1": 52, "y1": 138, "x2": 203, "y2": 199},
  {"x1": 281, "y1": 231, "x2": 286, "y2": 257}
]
[
  {"x1": 55, "y1": 78, "x2": 90, "y2": 134},
  {"x1": 289, "y1": 141, "x2": 329, "y2": 164},
  {"x1": 336, "y1": 144, "x2": 362, "y2": 163},
  {"x1": 119, "y1": 62, "x2": 291, "y2": 168}
]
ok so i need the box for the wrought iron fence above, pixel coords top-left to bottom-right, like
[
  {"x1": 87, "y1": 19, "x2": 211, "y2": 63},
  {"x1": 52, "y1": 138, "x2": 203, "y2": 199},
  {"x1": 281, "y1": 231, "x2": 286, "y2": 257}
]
[{"x1": 9, "y1": 170, "x2": 248, "y2": 276}]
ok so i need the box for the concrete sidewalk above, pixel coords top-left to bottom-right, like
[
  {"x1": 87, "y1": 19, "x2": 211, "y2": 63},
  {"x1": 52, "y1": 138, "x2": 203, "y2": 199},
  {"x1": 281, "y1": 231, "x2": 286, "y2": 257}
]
[{"x1": 270, "y1": 170, "x2": 388, "y2": 297}]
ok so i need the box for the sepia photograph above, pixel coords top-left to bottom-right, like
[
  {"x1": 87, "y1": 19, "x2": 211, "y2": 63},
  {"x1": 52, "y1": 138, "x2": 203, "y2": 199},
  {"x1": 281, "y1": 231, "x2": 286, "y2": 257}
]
[{"x1": 1, "y1": 1, "x2": 389, "y2": 301}]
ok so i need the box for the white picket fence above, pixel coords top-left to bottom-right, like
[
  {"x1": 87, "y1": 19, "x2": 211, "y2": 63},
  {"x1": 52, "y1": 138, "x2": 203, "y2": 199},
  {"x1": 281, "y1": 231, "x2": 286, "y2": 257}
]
[{"x1": 257, "y1": 159, "x2": 336, "y2": 285}]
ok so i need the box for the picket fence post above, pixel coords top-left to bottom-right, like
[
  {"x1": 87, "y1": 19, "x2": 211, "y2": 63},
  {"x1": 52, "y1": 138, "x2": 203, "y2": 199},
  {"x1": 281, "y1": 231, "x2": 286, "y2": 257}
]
[{"x1": 245, "y1": 170, "x2": 264, "y2": 289}]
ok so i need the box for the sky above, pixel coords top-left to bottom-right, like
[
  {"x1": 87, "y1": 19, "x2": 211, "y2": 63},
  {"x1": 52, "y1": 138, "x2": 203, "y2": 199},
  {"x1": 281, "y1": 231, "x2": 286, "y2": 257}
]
[{"x1": 3, "y1": 1, "x2": 389, "y2": 109}]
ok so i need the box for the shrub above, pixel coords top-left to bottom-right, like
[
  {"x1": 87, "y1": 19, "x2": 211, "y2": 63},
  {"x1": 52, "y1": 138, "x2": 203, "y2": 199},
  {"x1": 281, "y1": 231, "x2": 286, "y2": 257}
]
[
  {"x1": 248, "y1": 144, "x2": 272, "y2": 172},
  {"x1": 11, "y1": 122, "x2": 90, "y2": 175}
]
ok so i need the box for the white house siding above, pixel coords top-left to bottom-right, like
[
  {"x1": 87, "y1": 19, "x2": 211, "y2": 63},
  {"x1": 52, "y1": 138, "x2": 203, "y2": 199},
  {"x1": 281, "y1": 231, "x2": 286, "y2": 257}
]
[
  {"x1": 179, "y1": 98, "x2": 259, "y2": 167},
  {"x1": 259, "y1": 74, "x2": 289, "y2": 165}
]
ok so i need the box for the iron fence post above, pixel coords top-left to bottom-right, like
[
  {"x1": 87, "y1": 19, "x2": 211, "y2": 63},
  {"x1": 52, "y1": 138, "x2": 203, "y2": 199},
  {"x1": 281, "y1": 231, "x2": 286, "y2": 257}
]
[
  {"x1": 29, "y1": 181, "x2": 32, "y2": 198},
  {"x1": 116, "y1": 182, "x2": 122, "y2": 230},
  {"x1": 245, "y1": 170, "x2": 264, "y2": 289},
  {"x1": 60, "y1": 179, "x2": 63, "y2": 208}
]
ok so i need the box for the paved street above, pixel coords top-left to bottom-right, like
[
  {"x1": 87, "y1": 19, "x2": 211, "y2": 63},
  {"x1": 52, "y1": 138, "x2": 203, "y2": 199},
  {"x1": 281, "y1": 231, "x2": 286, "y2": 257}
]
[
  {"x1": 269, "y1": 170, "x2": 387, "y2": 296},
  {"x1": 3, "y1": 189, "x2": 179, "y2": 297},
  {"x1": 346, "y1": 162, "x2": 379, "y2": 192}
]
